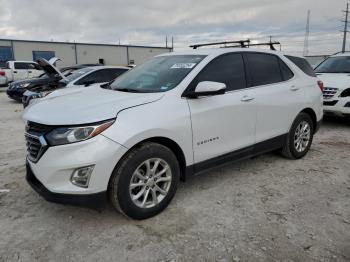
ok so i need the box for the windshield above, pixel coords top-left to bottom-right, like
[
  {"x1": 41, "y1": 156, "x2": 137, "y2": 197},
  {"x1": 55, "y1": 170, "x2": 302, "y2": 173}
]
[
  {"x1": 64, "y1": 67, "x2": 94, "y2": 82},
  {"x1": 110, "y1": 55, "x2": 206, "y2": 93},
  {"x1": 315, "y1": 56, "x2": 350, "y2": 73}
]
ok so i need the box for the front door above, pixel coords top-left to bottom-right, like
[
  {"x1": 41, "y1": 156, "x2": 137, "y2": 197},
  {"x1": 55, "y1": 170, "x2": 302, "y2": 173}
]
[{"x1": 186, "y1": 53, "x2": 257, "y2": 165}]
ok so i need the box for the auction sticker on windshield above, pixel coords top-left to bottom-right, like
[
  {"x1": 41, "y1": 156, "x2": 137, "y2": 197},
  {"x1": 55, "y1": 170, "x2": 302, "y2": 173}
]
[{"x1": 171, "y1": 63, "x2": 197, "y2": 69}]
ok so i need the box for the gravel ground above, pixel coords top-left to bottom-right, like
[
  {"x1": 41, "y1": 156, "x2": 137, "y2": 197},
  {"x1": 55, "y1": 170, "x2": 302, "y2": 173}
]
[{"x1": 0, "y1": 91, "x2": 349, "y2": 262}]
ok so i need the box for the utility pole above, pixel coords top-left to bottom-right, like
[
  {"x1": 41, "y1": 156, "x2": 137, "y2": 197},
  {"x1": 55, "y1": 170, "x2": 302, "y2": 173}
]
[
  {"x1": 269, "y1": 35, "x2": 272, "y2": 43},
  {"x1": 171, "y1": 36, "x2": 174, "y2": 51},
  {"x1": 342, "y1": 3, "x2": 350, "y2": 53},
  {"x1": 303, "y1": 10, "x2": 310, "y2": 56},
  {"x1": 166, "y1": 35, "x2": 168, "y2": 48}
]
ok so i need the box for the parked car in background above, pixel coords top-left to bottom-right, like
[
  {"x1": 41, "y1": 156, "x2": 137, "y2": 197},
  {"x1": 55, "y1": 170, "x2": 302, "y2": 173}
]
[
  {"x1": 23, "y1": 48, "x2": 323, "y2": 219},
  {"x1": 7, "y1": 64, "x2": 97, "y2": 102},
  {"x1": 315, "y1": 52, "x2": 350, "y2": 119},
  {"x1": 0, "y1": 60, "x2": 44, "y2": 85},
  {"x1": 22, "y1": 59, "x2": 129, "y2": 107}
]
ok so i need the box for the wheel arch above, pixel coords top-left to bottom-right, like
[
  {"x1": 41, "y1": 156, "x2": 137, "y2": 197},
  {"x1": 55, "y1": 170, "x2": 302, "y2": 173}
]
[
  {"x1": 112, "y1": 136, "x2": 188, "y2": 183},
  {"x1": 300, "y1": 108, "x2": 317, "y2": 133}
]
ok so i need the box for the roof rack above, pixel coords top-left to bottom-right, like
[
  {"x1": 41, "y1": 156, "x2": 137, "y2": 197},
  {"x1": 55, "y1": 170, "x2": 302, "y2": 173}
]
[
  {"x1": 189, "y1": 40, "x2": 251, "y2": 49},
  {"x1": 226, "y1": 41, "x2": 281, "y2": 51}
]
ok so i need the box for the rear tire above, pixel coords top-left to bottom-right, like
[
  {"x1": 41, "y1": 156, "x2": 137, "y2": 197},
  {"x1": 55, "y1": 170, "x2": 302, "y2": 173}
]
[
  {"x1": 281, "y1": 112, "x2": 314, "y2": 159},
  {"x1": 109, "y1": 142, "x2": 180, "y2": 220}
]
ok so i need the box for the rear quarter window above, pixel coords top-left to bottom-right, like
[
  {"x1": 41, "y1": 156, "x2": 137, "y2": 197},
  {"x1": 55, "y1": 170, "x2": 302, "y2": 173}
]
[{"x1": 285, "y1": 55, "x2": 316, "y2": 77}]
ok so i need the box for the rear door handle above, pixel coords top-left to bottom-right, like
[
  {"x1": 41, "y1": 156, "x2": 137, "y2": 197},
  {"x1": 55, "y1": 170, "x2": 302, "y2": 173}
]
[
  {"x1": 241, "y1": 95, "x2": 255, "y2": 102},
  {"x1": 290, "y1": 85, "x2": 300, "y2": 91},
  {"x1": 13, "y1": 71, "x2": 17, "y2": 73},
  {"x1": 28, "y1": 71, "x2": 32, "y2": 73}
]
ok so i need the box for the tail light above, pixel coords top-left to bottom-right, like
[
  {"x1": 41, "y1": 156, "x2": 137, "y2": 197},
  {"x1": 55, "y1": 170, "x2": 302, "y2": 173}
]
[
  {"x1": 0, "y1": 71, "x2": 5, "y2": 77},
  {"x1": 317, "y1": 80, "x2": 324, "y2": 92}
]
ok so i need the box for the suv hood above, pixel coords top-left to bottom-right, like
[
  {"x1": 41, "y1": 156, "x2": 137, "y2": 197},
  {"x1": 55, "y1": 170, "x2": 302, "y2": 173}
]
[
  {"x1": 23, "y1": 86, "x2": 164, "y2": 125},
  {"x1": 37, "y1": 58, "x2": 68, "y2": 81},
  {"x1": 316, "y1": 73, "x2": 350, "y2": 91}
]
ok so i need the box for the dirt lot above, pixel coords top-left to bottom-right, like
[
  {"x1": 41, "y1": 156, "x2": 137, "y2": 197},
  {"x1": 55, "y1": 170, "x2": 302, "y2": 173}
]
[{"x1": 0, "y1": 90, "x2": 349, "y2": 262}]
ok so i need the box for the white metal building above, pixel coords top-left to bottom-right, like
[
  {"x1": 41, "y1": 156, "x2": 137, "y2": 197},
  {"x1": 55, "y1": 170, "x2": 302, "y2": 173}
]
[{"x1": 0, "y1": 39, "x2": 172, "y2": 67}]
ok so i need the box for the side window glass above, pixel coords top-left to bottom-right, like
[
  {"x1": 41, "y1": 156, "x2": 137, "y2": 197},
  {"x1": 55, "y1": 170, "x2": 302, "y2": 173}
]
[
  {"x1": 286, "y1": 55, "x2": 316, "y2": 77},
  {"x1": 246, "y1": 53, "x2": 283, "y2": 86},
  {"x1": 193, "y1": 53, "x2": 246, "y2": 91},
  {"x1": 279, "y1": 60, "x2": 294, "y2": 81},
  {"x1": 14, "y1": 62, "x2": 29, "y2": 70},
  {"x1": 76, "y1": 70, "x2": 104, "y2": 85},
  {"x1": 105, "y1": 69, "x2": 128, "y2": 81}
]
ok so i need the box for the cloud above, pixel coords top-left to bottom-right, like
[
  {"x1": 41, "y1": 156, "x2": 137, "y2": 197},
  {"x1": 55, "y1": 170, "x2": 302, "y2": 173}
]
[{"x1": 0, "y1": 0, "x2": 347, "y2": 55}]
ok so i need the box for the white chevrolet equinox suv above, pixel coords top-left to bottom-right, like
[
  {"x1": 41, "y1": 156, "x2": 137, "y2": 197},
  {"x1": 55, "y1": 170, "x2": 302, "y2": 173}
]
[{"x1": 23, "y1": 48, "x2": 323, "y2": 219}]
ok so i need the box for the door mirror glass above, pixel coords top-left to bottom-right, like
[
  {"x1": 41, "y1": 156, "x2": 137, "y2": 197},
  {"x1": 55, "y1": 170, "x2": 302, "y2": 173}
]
[{"x1": 189, "y1": 81, "x2": 226, "y2": 98}]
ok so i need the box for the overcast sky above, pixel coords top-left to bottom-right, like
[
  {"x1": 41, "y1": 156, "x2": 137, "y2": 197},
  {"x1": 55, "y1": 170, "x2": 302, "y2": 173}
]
[{"x1": 0, "y1": 0, "x2": 347, "y2": 55}]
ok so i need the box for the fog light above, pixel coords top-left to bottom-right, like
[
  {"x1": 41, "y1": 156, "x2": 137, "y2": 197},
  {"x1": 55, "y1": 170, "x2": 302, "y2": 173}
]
[{"x1": 70, "y1": 165, "x2": 94, "y2": 188}]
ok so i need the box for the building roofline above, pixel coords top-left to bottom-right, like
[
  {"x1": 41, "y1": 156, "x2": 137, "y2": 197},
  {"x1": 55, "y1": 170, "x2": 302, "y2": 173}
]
[{"x1": 0, "y1": 38, "x2": 171, "y2": 50}]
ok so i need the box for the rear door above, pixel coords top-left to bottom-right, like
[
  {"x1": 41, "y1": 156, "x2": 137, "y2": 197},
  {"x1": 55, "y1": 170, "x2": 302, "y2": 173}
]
[
  {"x1": 244, "y1": 52, "x2": 304, "y2": 144},
  {"x1": 186, "y1": 53, "x2": 257, "y2": 165},
  {"x1": 13, "y1": 62, "x2": 29, "y2": 81}
]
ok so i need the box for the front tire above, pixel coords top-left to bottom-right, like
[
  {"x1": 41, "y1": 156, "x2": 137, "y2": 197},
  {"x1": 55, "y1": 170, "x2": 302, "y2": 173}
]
[
  {"x1": 281, "y1": 112, "x2": 314, "y2": 159},
  {"x1": 109, "y1": 142, "x2": 180, "y2": 220}
]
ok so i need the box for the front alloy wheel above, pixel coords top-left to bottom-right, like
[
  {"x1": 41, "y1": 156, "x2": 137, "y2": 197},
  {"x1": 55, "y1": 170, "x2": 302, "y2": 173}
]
[
  {"x1": 109, "y1": 142, "x2": 180, "y2": 220},
  {"x1": 129, "y1": 158, "x2": 172, "y2": 208}
]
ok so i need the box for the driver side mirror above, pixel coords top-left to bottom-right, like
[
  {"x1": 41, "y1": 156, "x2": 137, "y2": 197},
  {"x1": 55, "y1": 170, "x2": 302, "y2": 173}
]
[{"x1": 185, "y1": 81, "x2": 226, "y2": 98}]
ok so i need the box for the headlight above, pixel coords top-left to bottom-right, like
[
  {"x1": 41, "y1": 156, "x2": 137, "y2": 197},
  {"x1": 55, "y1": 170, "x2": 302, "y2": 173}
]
[{"x1": 45, "y1": 120, "x2": 115, "y2": 146}]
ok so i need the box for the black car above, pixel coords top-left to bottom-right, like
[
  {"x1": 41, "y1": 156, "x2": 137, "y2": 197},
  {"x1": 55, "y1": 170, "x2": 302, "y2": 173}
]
[{"x1": 6, "y1": 64, "x2": 98, "y2": 102}]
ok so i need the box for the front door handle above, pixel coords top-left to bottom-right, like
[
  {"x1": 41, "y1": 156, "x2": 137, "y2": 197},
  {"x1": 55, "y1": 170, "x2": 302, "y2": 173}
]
[
  {"x1": 28, "y1": 71, "x2": 32, "y2": 73},
  {"x1": 241, "y1": 95, "x2": 255, "y2": 102},
  {"x1": 290, "y1": 85, "x2": 300, "y2": 91}
]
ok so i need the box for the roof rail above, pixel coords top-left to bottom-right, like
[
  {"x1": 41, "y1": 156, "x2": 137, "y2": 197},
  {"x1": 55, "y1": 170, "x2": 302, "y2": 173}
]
[{"x1": 189, "y1": 40, "x2": 250, "y2": 49}]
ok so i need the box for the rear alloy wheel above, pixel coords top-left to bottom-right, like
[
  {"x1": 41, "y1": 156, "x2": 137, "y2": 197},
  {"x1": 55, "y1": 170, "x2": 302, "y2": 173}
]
[
  {"x1": 109, "y1": 143, "x2": 180, "y2": 220},
  {"x1": 281, "y1": 112, "x2": 314, "y2": 159},
  {"x1": 293, "y1": 121, "x2": 311, "y2": 153}
]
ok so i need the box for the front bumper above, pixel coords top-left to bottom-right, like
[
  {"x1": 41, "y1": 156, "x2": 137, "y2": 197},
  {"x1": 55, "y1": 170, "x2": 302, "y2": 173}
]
[
  {"x1": 324, "y1": 97, "x2": 350, "y2": 116},
  {"x1": 26, "y1": 162, "x2": 107, "y2": 208},
  {"x1": 26, "y1": 134, "x2": 128, "y2": 198}
]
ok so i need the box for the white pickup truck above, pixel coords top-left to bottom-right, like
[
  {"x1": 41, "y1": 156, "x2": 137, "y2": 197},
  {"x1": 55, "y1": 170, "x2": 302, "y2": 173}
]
[{"x1": 0, "y1": 61, "x2": 44, "y2": 86}]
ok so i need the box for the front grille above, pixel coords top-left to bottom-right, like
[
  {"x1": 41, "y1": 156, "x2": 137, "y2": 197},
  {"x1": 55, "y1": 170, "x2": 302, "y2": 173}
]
[
  {"x1": 323, "y1": 87, "x2": 338, "y2": 100},
  {"x1": 323, "y1": 100, "x2": 338, "y2": 106},
  {"x1": 25, "y1": 122, "x2": 52, "y2": 163}
]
